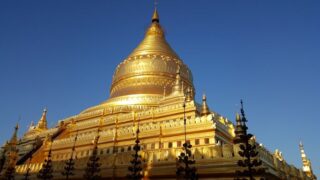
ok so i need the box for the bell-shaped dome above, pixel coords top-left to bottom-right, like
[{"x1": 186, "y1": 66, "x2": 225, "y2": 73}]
[
  {"x1": 81, "y1": 9, "x2": 195, "y2": 114},
  {"x1": 106, "y1": 9, "x2": 194, "y2": 107}
]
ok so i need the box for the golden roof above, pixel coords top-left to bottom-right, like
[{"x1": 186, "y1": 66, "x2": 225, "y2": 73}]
[
  {"x1": 127, "y1": 10, "x2": 179, "y2": 58},
  {"x1": 82, "y1": 9, "x2": 194, "y2": 113},
  {"x1": 36, "y1": 108, "x2": 48, "y2": 130}
]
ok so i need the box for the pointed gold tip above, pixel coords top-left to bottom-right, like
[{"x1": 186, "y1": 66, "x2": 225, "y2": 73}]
[
  {"x1": 176, "y1": 66, "x2": 181, "y2": 74},
  {"x1": 202, "y1": 94, "x2": 207, "y2": 101},
  {"x1": 201, "y1": 94, "x2": 210, "y2": 116},
  {"x1": 152, "y1": 8, "x2": 159, "y2": 23},
  {"x1": 236, "y1": 113, "x2": 241, "y2": 121}
]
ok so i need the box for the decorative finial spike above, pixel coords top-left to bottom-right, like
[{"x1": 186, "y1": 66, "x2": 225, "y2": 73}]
[
  {"x1": 36, "y1": 108, "x2": 48, "y2": 130},
  {"x1": 154, "y1": 0, "x2": 158, "y2": 9},
  {"x1": 9, "y1": 123, "x2": 19, "y2": 145},
  {"x1": 299, "y1": 141, "x2": 315, "y2": 178},
  {"x1": 28, "y1": 121, "x2": 34, "y2": 130},
  {"x1": 152, "y1": 8, "x2": 159, "y2": 23},
  {"x1": 236, "y1": 113, "x2": 241, "y2": 123},
  {"x1": 240, "y1": 99, "x2": 247, "y2": 122},
  {"x1": 176, "y1": 66, "x2": 180, "y2": 74},
  {"x1": 186, "y1": 87, "x2": 192, "y2": 102},
  {"x1": 201, "y1": 93, "x2": 210, "y2": 116},
  {"x1": 170, "y1": 66, "x2": 182, "y2": 95},
  {"x1": 15, "y1": 122, "x2": 19, "y2": 130},
  {"x1": 202, "y1": 94, "x2": 206, "y2": 101}
]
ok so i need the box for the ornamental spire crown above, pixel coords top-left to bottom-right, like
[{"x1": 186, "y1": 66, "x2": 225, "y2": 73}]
[
  {"x1": 126, "y1": 8, "x2": 178, "y2": 58},
  {"x1": 36, "y1": 108, "x2": 48, "y2": 130},
  {"x1": 9, "y1": 123, "x2": 19, "y2": 145},
  {"x1": 152, "y1": 8, "x2": 159, "y2": 23},
  {"x1": 81, "y1": 7, "x2": 194, "y2": 113},
  {"x1": 201, "y1": 94, "x2": 210, "y2": 115},
  {"x1": 171, "y1": 67, "x2": 183, "y2": 95},
  {"x1": 299, "y1": 142, "x2": 315, "y2": 178}
]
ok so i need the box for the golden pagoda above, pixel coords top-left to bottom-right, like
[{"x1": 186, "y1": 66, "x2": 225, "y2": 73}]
[
  {"x1": 1, "y1": 8, "x2": 316, "y2": 180},
  {"x1": 299, "y1": 142, "x2": 316, "y2": 179}
]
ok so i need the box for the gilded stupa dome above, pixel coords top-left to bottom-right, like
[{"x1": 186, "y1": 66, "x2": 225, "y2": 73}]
[
  {"x1": 82, "y1": 9, "x2": 194, "y2": 112},
  {"x1": 107, "y1": 9, "x2": 194, "y2": 106}
]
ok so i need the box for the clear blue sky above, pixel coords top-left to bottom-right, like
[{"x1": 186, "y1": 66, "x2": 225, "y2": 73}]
[{"x1": 0, "y1": 0, "x2": 319, "y2": 176}]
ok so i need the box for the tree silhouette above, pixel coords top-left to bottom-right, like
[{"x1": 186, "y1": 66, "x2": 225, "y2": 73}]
[
  {"x1": 1, "y1": 124, "x2": 19, "y2": 180},
  {"x1": 235, "y1": 100, "x2": 264, "y2": 180},
  {"x1": 23, "y1": 165, "x2": 31, "y2": 180},
  {"x1": 23, "y1": 142, "x2": 36, "y2": 180},
  {"x1": 176, "y1": 99, "x2": 198, "y2": 180},
  {"x1": 83, "y1": 135, "x2": 101, "y2": 180},
  {"x1": 37, "y1": 146, "x2": 53, "y2": 180},
  {"x1": 0, "y1": 144, "x2": 7, "y2": 174},
  {"x1": 127, "y1": 123, "x2": 143, "y2": 180},
  {"x1": 176, "y1": 142, "x2": 198, "y2": 180},
  {"x1": 3, "y1": 165, "x2": 15, "y2": 180},
  {"x1": 61, "y1": 133, "x2": 78, "y2": 180}
]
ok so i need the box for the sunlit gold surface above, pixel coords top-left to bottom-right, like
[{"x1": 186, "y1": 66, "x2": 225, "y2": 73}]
[
  {"x1": 107, "y1": 9, "x2": 194, "y2": 108},
  {"x1": 10, "y1": 8, "x2": 315, "y2": 180}
]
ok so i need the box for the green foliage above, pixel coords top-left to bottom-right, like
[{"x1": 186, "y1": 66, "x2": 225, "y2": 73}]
[
  {"x1": 127, "y1": 131, "x2": 143, "y2": 180},
  {"x1": 61, "y1": 157, "x2": 75, "y2": 180},
  {"x1": 176, "y1": 142, "x2": 198, "y2": 180},
  {"x1": 83, "y1": 139, "x2": 101, "y2": 180},
  {"x1": 37, "y1": 150, "x2": 53, "y2": 180},
  {"x1": 0, "y1": 149, "x2": 6, "y2": 174},
  {"x1": 3, "y1": 165, "x2": 15, "y2": 180},
  {"x1": 235, "y1": 100, "x2": 264, "y2": 180},
  {"x1": 23, "y1": 167, "x2": 31, "y2": 180}
]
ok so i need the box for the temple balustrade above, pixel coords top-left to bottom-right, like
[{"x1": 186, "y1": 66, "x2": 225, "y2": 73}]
[
  {"x1": 15, "y1": 145, "x2": 224, "y2": 172},
  {"x1": 57, "y1": 115, "x2": 76, "y2": 124},
  {"x1": 215, "y1": 120, "x2": 234, "y2": 138},
  {"x1": 117, "y1": 113, "x2": 134, "y2": 124},
  {"x1": 47, "y1": 113, "x2": 228, "y2": 151},
  {"x1": 104, "y1": 115, "x2": 117, "y2": 124},
  {"x1": 22, "y1": 128, "x2": 59, "y2": 140},
  {"x1": 136, "y1": 109, "x2": 153, "y2": 119},
  {"x1": 14, "y1": 143, "x2": 309, "y2": 180},
  {"x1": 75, "y1": 109, "x2": 104, "y2": 121},
  {"x1": 155, "y1": 101, "x2": 194, "y2": 115},
  {"x1": 257, "y1": 145, "x2": 276, "y2": 167},
  {"x1": 74, "y1": 118, "x2": 100, "y2": 129}
]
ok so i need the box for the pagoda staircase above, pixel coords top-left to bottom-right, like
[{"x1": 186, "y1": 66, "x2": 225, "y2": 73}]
[{"x1": 16, "y1": 125, "x2": 67, "y2": 165}]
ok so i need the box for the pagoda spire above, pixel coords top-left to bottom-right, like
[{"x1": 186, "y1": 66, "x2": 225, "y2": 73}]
[
  {"x1": 152, "y1": 8, "x2": 159, "y2": 23},
  {"x1": 126, "y1": 6, "x2": 179, "y2": 59},
  {"x1": 185, "y1": 87, "x2": 192, "y2": 102},
  {"x1": 171, "y1": 67, "x2": 183, "y2": 95},
  {"x1": 233, "y1": 113, "x2": 246, "y2": 144},
  {"x1": 36, "y1": 108, "x2": 48, "y2": 130},
  {"x1": 9, "y1": 123, "x2": 19, "y2": 145},
  {"x1": 201, "y1": 94, "x2": 210, "y2": 116},
  {"x1": 236, "y1": 113, "x2": 241, "y2": 126},
  {"x1": 299, "y1": 142, "x2": 315, "y2": 179},
  {"x1": 28, "y1": 121, "x2": 34, "y2": 131},
  {"x1": 0, "y1": 124, "x2": 19, "y2": 179}
]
